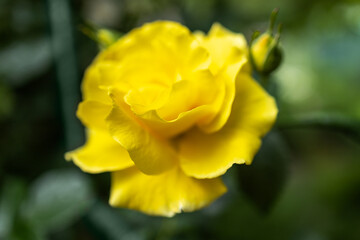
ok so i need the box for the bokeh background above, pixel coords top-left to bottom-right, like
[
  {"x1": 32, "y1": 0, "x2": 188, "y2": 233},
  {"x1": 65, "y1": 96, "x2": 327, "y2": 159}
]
[{"x1": 1, "y1": 0, "x2": 360, "y2": 239}]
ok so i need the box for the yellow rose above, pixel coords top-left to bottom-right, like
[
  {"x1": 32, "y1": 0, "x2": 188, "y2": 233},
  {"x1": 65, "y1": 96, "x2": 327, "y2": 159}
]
[{"x1": 65, "y1": 21, "x2": 278, "y2": 217}]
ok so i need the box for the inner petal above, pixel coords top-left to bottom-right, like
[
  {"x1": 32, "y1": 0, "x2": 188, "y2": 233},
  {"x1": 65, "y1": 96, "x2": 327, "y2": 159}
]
[
  {"x1": 124, "y1": 83, "x2": 170, "y2": 115},
  {"x1": 156, "y1": 70, "x2": 220, "y2": 121}
]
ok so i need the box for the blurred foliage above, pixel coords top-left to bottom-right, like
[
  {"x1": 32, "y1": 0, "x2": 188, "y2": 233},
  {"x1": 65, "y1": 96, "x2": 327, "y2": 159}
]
[
  {"x1": 0, "y1": 0, "x2": 359, "y2": 239},
  {"x1": 0, "y1": 170, "x2": 93, "y2": 240},
  {"x1": 236, "y1": 131, "x2": 290, "y2": 213}
]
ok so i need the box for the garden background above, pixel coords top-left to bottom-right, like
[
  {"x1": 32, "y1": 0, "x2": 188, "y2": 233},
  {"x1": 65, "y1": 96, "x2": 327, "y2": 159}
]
[{"x1": 0, "y1": 0, "x2": 360, "y2": 239}]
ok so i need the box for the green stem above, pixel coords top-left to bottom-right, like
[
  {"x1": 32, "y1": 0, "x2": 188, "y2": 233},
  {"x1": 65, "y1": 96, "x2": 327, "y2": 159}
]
[
  {"x1": 277, "y1": 112, "x2": 360, "y2": 143},
  {"x1": 260, "y1": 74, "x2": 269, "y2": 89},
  {"x1": 48, "y1": 0, "x2": 83, "y2": 150}
]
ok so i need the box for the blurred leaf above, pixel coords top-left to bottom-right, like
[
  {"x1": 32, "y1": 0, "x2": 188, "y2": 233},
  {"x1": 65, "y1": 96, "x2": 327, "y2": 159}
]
[
  {"x1": 22, "y1": 169, "x2": 94, "y2": 233},
  {"x1": 0, "y1": 177, "x2": 26, "y2": 239},
  {"x1": 84, "y1": 201, "x2": 146, "y2": 240},
  {"x1": 182, "y1": 0, "x2": 216, "y2": 28},
  {"x1": 0, "y1": 80, "x2": 15, "y2": 120},
  {"x1": 236, "y1": 131, "x2": 290, "y2": 213},
  {"x1": 0, "y1": 38, "x2": 51, "y2": 86},
  {"x1": 9, "y1": 217, "x2": 44, "y2": 240}
]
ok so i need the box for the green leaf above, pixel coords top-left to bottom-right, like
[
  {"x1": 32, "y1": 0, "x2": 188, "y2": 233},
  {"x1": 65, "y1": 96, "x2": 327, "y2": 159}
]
[
  {"x1": 236, "y1": 131, "x2": 290, "y2": 213},
  {"x1": 84, "y1": 202, "x2": 147, "y2": 240},
  {"x1": 21, "y1": 169, "x2": 94, "y2": 233},
  {"x1": 9, "y1": 217, "x2": 44, "y2": 240}
]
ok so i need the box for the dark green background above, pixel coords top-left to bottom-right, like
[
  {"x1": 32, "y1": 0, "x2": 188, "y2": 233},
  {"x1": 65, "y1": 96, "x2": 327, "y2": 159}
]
[{"x1": 0, "y1": 0, "x2": 359, "y2": 239}]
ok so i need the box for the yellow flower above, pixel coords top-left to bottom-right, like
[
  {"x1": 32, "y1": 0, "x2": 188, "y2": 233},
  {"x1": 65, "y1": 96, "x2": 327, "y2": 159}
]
[{"x1": 65, "y1": 21, "x2": 278, "y2": 217}]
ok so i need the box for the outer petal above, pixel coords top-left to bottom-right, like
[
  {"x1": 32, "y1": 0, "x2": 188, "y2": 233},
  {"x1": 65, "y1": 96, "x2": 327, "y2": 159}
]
[
  {"x1": 76, "y1": 100, "x2": 112, "y2": 130},
  {"x1": 98, "y1": 21, "x2": 195, "y2": 66},
  {"x1": 81, "y1": 64, "x2": 111, "y2": 104},
  {"x1": 109, "y1": 166, "x2": 227, "y2": 217},
  {"x1": 65, "y1": 130, "x2": 134, "y2": 173},
  {"x1": 106, "y1": 96, "x2": 177, "y2": 175},
  {"x1": 201, "y1": 23, "x2": 249, "y2": 75},
  {"x1": 179, "y1": 74, "x2": 278, "y2": 179}
]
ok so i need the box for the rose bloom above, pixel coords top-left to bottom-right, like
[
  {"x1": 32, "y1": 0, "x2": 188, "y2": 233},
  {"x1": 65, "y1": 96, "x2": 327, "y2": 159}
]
[{"x1": 66, "y1": 21, "x2": 278, "y2": 217}]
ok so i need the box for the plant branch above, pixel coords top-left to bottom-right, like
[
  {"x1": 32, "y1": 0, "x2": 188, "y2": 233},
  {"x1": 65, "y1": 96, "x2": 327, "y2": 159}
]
[{"x1": 276, "y1": 112, "x2": 360, "y2": 143}]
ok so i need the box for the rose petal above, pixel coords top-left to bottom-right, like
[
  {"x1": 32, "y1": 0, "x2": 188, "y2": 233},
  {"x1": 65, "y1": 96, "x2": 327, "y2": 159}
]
[
  {"x1": 140, "y1": 106, "x2": 214, "y2": 138},
  {"x1": 196, "y1": 23, "x2": 251, "y2": 133},
  {"x1": 200, "y1": 23, "x2": 249, "y2": 75},
  {"x1": 138, "y1": 70, "x2": 225, "y2": 138},
  {"x1": 109, "y1": 166, "x2": 227, "y2": 217},
  {"x1": 65, "y1": 130, "x2": 134, "y2": 173},
  {"x1": 179, "y1": 74, "x2": 278, "y2": 179},
  {"x1": 106, "y1": 101, "x2": 177, "y2": 175},
  {"x1": 81, "y1": 65, "x2": 111, "y2": 104},
  {"x1": 77, "y1": 100, "x2": 112, "y2": 130},
  {"x1": 157, "y1": 70, "x2": 220, "y2": 121},
  {"x1": 198, "y1": 65, "x2": 238, "y2": 133}
]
